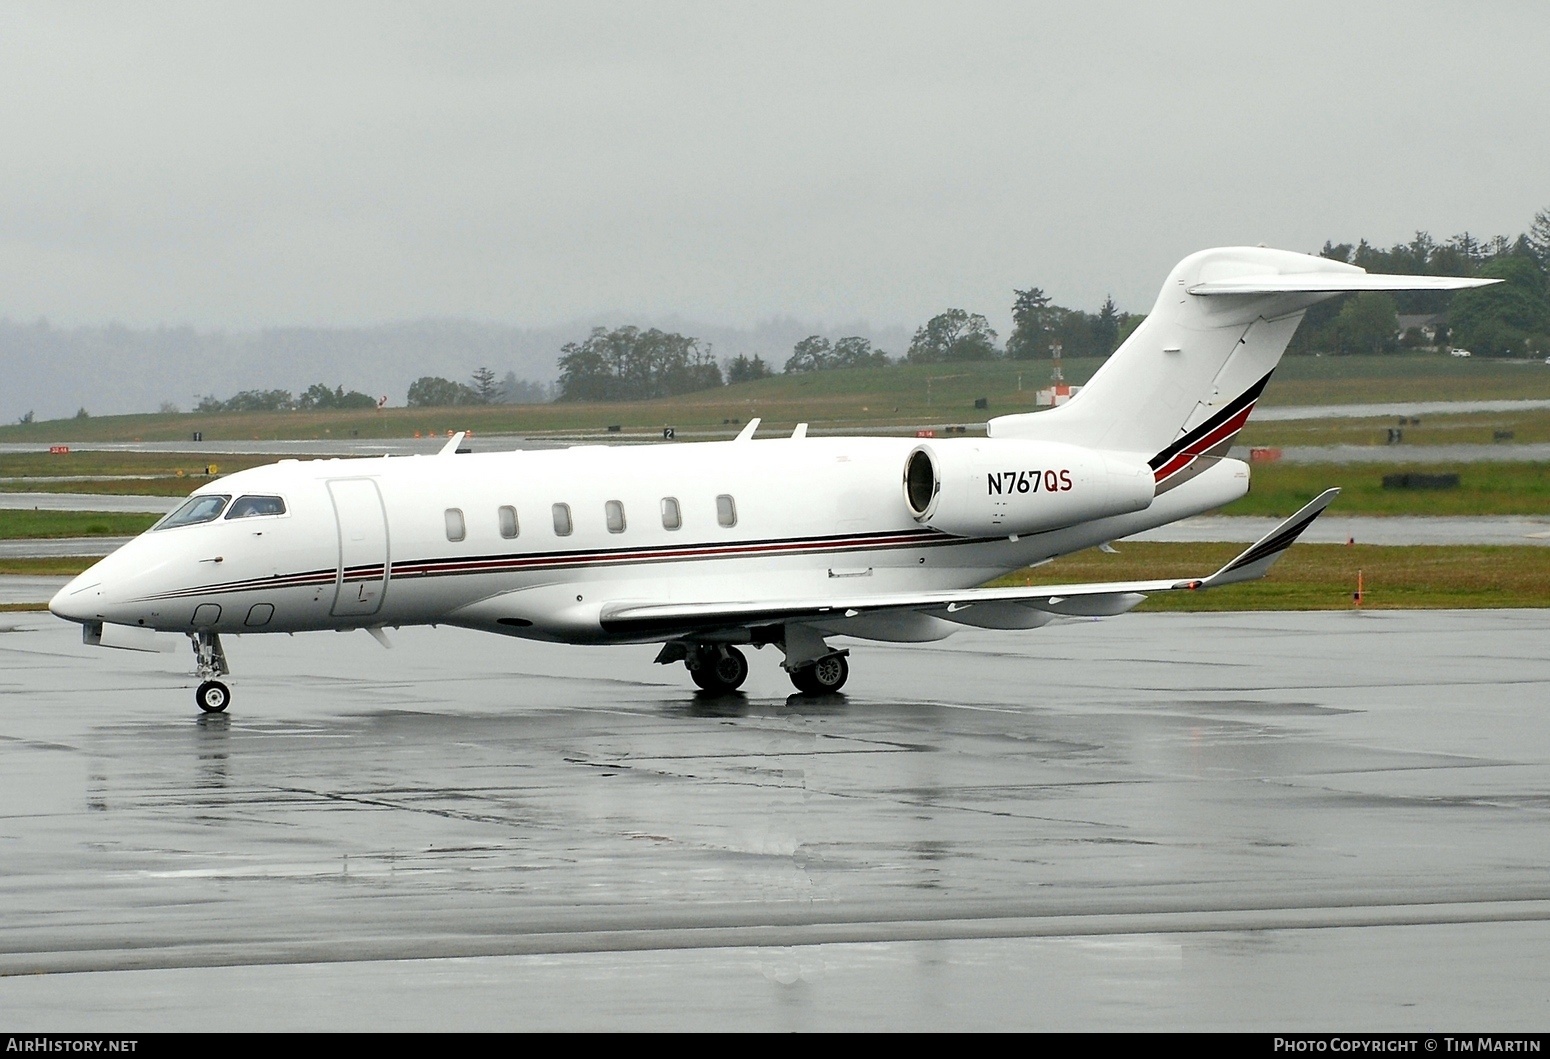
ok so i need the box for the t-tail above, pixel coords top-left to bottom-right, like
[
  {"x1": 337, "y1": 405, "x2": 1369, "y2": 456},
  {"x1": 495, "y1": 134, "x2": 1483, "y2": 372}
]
[{"x1": 988, "y1": 247, "x2": 1495, "y2": 493}]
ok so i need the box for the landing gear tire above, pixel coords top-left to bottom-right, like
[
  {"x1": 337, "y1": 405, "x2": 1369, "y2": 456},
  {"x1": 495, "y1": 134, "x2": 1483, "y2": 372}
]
[
  {"x1": 196, "y1": 680, "x2": 231, "y2": 714},
  {"x1": 689, "y1": 646, "x2": 749, "y2": 694},
  {"x1": 790, "y1": 653, "x2": 848, "y2": 694}
]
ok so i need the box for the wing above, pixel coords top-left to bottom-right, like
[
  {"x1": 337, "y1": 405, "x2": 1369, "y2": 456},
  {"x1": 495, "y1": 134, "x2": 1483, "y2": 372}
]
[{"x1": 599, "y1": 489, "x2": 1340, "y2": 639}]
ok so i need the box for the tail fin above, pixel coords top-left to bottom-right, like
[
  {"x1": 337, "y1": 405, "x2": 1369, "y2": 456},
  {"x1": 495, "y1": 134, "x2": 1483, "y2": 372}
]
[{"x1": 988, "y1": 247, "x2": 1495, "y2": 492}]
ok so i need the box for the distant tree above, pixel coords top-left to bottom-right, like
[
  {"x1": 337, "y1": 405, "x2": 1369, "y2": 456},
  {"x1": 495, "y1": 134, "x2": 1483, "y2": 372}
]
[
  {"x1": 295, "y1": 383, "x2": 376, "y2": 410},
  {"x1": 784, "y1": 335, "x2": 832, "y2": 373},
  {"x1": 219, "y1": 389, "x2": 294, "y2": 412},
  {"x1": 470, "y1": 366, "x2": 500, "y2": 404},
  {"x1": 18, "y1": 410, "x2": 33, "y2": 424},
  {"x1": 1450, "y1": 255, "x2": 1550, "y2": 356},
  {"x1": 297, "y1": 383, "x2": 331, "y2": 410},
  {"x1": 1328, "y1": 292, "x2": 1399, "y2": 355},
  {"x1": 831, "y1": 336, "x2": 886, "y2": 368},
  {"x1": 158, "y1": 401, "x2": 180, "y2": 414},
  {"x1": 499, "y1": 372, "x2": 552, "y2": 404},
  {"x1": 1006, "y1": 287, "x2": 1055, "y2": 360},
  {"x1": 1528, "y1": 206, "x2": 1550, "y2": 268},
  {"x1": 726, "y1": 354, "x2": 772, "y2": 384},
  {"x1": 556, "y1": 326, "x2": 721, "y2": 401},
  {"x1": 407, "y1": 376, "x2": 477, "y2": 407},
  {"x1": 907, "y1": 309, "x2": 999, "y2": 363},
  {"x1": 74, "y1": 407, "x2": 90, "y2": 419},
  {"x1": 1091, "y1": 296, "x2": 1120, "y2": 356}
]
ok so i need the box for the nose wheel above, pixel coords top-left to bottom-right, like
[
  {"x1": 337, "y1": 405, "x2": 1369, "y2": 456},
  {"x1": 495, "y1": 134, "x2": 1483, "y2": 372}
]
[
  {"x1": 189, "y1": 630, "x2": 232, "y2": 712},
  {"x1": 196, "y1": 680, "x2": 231, "y2": 713}
]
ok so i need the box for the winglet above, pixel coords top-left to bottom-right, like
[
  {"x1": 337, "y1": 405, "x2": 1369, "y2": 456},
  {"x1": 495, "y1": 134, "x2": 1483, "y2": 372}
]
[
  {"x1": 734, "y1": 418, "x2": 761, "y2": 441},
  {"x1": 1190, "y1": 488, "x2": 1340, "y2": 589},
  {"x1": 438, "y1": 431, "x2": 467, "y2": 456}
]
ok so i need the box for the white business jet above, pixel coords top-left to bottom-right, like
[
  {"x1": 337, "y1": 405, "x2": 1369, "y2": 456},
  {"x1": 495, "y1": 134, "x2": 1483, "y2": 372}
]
[{"x1": 50, "y1": 247, "x2": 1492, "y2": 712}]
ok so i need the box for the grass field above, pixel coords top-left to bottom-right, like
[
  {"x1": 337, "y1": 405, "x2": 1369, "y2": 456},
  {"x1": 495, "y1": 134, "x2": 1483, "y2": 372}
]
[
  {"x1": 0, "y1": 557, "x2": 97, "y2": 575},
  {"x1": 993, "y1": 541, "x2": 1550, "y2": 610},
  {"x1": 0, "y1": 510, "x2": 160, "y2": 538},
  {"x1": 0, "y1": 451, "x2": 273, "y2": 498},
  {"x1": 1218, "y1": 460, "x2": 1550, "y2": 517},
  {"x1": 4, "y1": 353, "x2": 1549, "y2": 444}
]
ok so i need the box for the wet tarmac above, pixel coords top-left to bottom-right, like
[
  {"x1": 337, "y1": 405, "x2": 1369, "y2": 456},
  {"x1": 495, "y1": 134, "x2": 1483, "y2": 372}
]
[{"x1": 3, "y1": 608, "x2": 1550, "y2": 1030}]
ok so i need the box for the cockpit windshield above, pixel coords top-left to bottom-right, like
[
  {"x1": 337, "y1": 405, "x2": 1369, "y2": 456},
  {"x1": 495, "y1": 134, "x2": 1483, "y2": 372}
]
[
  {"x1": 156, "y1": 494, "x2": 231, "y2": 530},
  {"x1": 226, "y1": 495, "x2": 286, "y2": 519}
]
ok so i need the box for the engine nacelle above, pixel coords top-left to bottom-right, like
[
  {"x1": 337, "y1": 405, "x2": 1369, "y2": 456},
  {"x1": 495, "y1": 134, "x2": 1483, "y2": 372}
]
[{"x1": 902, "y1": 439, "x2": 1153, "y2": 537}]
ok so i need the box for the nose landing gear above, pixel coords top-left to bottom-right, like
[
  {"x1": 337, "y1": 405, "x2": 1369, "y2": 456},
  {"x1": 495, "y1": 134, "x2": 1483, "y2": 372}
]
[
  {"x1": 189, "y1": 630, "x2": 231, "y2": 713},
  {"x1": 196, "y1": 679, "x2": 231, "y2": 713}
]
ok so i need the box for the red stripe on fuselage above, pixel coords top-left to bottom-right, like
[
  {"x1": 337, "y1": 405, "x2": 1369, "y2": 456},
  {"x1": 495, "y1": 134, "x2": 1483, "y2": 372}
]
[{"x1": 1152, "y1": 403, "x2": 1256, "y2": 483}]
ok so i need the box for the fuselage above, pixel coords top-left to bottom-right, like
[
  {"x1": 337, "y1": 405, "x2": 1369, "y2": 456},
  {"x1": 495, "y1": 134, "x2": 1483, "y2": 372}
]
[{"x1": 49, "y1": 434, "x2": 1250, "y2": 646}]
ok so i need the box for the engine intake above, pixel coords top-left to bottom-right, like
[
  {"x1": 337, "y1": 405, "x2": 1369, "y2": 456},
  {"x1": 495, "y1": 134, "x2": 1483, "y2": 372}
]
[{"x1": 902, "y1": 439, "x2": 1152, "y2": 537}]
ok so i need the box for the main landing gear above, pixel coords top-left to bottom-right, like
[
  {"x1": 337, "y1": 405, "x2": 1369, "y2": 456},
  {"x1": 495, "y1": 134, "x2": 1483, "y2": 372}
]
[
  {"x1": 686, "y1": 645, "x2": 750, "y2": 694},
  {"x1": 656, "y1": 627, "x2": 851, "y2": 696},
  {"x1": 189, "y1": 629, "x2": 231, "y2": 713}
]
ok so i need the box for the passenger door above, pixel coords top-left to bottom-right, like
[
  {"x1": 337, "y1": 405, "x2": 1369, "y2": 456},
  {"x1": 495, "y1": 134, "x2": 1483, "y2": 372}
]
[{"x1": 327, "y1": 478, "x2": 388, "y2": 617}]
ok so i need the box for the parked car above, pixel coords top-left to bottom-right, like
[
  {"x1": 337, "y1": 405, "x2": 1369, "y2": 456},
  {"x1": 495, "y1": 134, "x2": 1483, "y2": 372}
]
[{"x1": 1449, "y1": 348, "x2": 1472, "y2": 358}]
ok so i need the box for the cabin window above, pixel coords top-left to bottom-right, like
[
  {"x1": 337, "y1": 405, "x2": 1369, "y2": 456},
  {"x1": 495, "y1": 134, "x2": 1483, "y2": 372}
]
[
  {"x1": 498, "y1": 505, "x2": 519, "y2": 539},
  {"x1": 552, "y1": 502, "x2": 573, "y2": 536},
  {"x1": 660, "y1": 497, "x2": 681, "y2": 531},
  {"x1": 716, "y1": 494, "x2": 737, "y2": 528},
  {"x1": 605, "y1": 500, "x2": 626, "y2": 533},
  {"x1": 225, "y1": 495, "x2": 286, "y2": 519},
  {"x1": 444, "y1": 508, "x2": 466, "y2": 542},
  {"x1": 157, "y1": 494, "x2": 230, "y2": 530}
]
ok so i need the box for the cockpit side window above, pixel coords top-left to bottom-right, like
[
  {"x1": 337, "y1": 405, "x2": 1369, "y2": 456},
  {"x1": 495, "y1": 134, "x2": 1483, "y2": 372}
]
[
  {"x1": 157, "y1": 494, "x2": 231, "y2": 529},
  {"x1": 225, "y1": 495, "x2": 287, "y2": 520}
]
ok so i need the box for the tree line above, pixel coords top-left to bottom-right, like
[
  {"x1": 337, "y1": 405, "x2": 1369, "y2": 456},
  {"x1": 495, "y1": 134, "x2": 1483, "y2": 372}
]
[
  {"x1": 194, "y1": 383, "x2": 380, "y2": 413},
  {"x1": 1292, "y1": 208, "x2": 1550, "y2": 357},
  {"x1": 266, "y1": 205, "x2": 1550, "y2": 409}
]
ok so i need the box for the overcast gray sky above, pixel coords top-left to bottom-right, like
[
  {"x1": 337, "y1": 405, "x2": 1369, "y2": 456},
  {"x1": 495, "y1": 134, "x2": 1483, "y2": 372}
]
[{"x1": 0, "y1": 1, "x2": 1545, "y2": 337}]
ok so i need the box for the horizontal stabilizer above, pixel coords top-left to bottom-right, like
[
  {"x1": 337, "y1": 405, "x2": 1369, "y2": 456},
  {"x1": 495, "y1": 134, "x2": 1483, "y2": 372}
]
[{"x1": 1188, "y1": 274, "x2": 1498, "y2": 296}]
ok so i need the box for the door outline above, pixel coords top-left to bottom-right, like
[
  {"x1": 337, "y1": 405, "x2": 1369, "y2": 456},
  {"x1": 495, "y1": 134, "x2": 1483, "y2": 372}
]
[{"x1": 327, "y1": 478, "x2": 389, "y2": 618}]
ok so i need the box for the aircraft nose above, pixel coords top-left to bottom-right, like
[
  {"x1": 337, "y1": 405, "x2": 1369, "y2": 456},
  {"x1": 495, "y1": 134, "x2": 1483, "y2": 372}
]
[{"x1": 49, "y1": 572, "x2": 103, "y2": 624}]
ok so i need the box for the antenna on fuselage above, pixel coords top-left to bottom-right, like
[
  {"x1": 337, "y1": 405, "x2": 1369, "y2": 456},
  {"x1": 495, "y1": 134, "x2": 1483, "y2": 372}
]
[
  {"x1": 734, "y1": 418, "x2": 761, "y2": 442},
  {"x1": 438, "y1": 431, "x2": 467, "y2": 456}
]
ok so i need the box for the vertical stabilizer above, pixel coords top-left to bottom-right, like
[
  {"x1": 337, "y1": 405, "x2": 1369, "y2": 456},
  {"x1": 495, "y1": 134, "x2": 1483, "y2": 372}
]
[{"x1": 987, "y1": 247, "x2": 1494, "y2": 492}]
